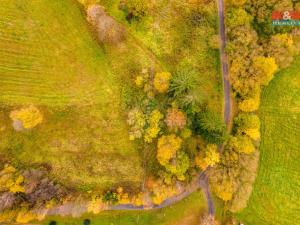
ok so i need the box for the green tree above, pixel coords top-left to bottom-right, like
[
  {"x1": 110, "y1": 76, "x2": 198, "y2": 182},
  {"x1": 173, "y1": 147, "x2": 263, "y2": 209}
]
[
  {"x1": 226, "y1": 8, "x2": 252, "y2": 29},
  {"x1": 196, "y1": 111, "x2": 227, "y2": 144}
]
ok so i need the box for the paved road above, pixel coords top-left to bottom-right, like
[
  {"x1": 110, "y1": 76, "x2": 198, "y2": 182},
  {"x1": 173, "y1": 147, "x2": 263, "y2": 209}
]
[{"x1": 218, "y1": 0, "x2": 232, "y2": 127}]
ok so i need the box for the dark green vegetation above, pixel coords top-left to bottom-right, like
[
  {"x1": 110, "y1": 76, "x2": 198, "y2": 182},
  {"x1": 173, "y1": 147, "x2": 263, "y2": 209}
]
[
  {"x1": 42, "y1": 191, "x2": 207, "y2": 225},
  {"x1": 238, "y1": 56, "x2": 300, "y2": 225}
]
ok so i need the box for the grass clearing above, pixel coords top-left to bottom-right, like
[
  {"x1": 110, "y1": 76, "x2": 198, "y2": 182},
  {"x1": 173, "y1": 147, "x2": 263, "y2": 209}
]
[
  {"x1": 0, "y1": 0, "x2": 143, "y2": 191},
  {"x1": 237, "y1": 56, "x2": 300, "y2": 225},
  {"x1": 41, "y1": 191, "x2": 207, "y2": 225}
]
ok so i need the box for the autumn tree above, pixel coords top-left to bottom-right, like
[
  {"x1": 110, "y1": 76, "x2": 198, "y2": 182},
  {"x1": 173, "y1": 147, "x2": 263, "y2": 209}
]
[
  {"x1": 196, "y1": 144, "x2": 220, "y2": 170},
  {"x1": 153, "y1": 72, "x2": 172, "y2": 93},
  {"x1": 238, "y1": 87, "x2": 261, "y2": 112},
  {"x1": 266, "y1": 33, "x2": 298, "y2": 69},
  {"x1": 157, "y1": 134, "x2": 182, "y2": 165},
  {"x1": 252, "y1": 56, "x2": 278, "y2": 86},
  {"x1": 164, "y1": 151, "x2": 190, "y2": 181},
  {"x1": 234, "y1": 113, "x2": 260, "y2": 140},
  {"x1": 165, "y1": 107, "x2": 186, "y2": 131},
  {"x1": 10, "y1": 105, "x2": 43, "y2": 130},
  {"x1": 226, "y1": 8, "x2": 252, "y2": 29},
  {"x1": 227, "y1": 135, "x2": 255, "y2": 154},
  {"x1": 0, "y1": 165, "x2": 24, "y2": 193},
  {"x1": 144, "y1": 109, "x2": 163, "y2": 143}
]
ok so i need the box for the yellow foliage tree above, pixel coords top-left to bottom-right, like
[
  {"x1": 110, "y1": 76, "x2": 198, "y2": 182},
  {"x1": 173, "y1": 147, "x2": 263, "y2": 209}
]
[
  {"x1": 0, "y1": 165, "x2": 25, "y2": 193},
  {"x1": 10, "y1": 105, "x2": 43, "y2": 129},
  {"x1": 0, "y1": 210, "x2": 17, "y2": 223},
  {"x1": 144, "y1": 110, "x2": 163, "y2": 143},
  {"x1": 87, "y1": 195, "x2": 104, "y2": 214},
  {"x1": 212, "y1": 178, "x2": 233, "y2": 201},
  {"x1": 16, "y1": 209, "x2": 37, "y2": 224},
  {"x1": 151, "y1": 180, "x2": 177, "y2": 205},
  {"x1": 238, "y1": 94, "x2": 260, "y2": 112},
  {"x1": 227, "y1": 135, "x2": 255, "y2": 154},
  {"x1": 196, "y1": 144, "x2": 220, "y2": 170},
  {"x1": 253, "y1": 56, "x2": 278, "y2": 86},
  {"x1": 157, "y1": 134, "x2": 182, "y2": 165},
  {"x1": 153, "y1": 72, "x2": 172, "y2": 93}
]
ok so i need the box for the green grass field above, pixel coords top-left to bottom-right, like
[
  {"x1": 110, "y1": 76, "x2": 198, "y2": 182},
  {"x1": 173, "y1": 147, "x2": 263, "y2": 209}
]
[
  {"x1": 41, "y1": 191, "x2": 207, "y2": 225},
  {"x1": 237, "y1": 56, "x2": 300, "y2": 225},
  {"x1": 0, "y1": 0, "x2": 143, "y2": 190}
]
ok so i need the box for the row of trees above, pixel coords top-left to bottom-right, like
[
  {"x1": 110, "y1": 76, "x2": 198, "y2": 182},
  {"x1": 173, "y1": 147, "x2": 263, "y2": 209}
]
[
  {"x1": 0, "y1": 165, "x2": 67, "y2": 223},
  {"x1": 208, "y1": 0, "x2": 300, "y2": 214}
]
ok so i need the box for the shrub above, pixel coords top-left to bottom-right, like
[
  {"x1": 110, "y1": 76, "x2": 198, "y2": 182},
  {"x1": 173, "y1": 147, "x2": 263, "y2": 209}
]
[
  {"x1": 127, "y1": 108, "x2": 146, "y2": 140},
  {"x1": 83, "y1": 219, "x2": 91, "y2": 225},
  {"x1": 120, "y1": 0, "x2": 154, "y2": 20},
  {"x1": 102, "y1": 190, "x2": 119, "y2": 205},
  {"x1": 153, "y1": 72, "x2": 172, "y2": 93}
]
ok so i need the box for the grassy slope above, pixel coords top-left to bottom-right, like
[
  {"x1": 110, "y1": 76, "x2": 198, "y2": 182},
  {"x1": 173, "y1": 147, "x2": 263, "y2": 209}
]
[
  {"x1": 0, "y1": 0, "x2": 143, "y2": 190},
  {"x1": 101, "y1": 0, "x2": 222, "y2": 113},
  {"x1": 237, "y1": 56, "x2": 300, "y2": 225},
  {"x1": 42, "y1": 191, "x2": 207, "y2": 225}
]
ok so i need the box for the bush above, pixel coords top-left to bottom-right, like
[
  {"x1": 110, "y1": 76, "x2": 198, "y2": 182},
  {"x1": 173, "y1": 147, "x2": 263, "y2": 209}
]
[{"x1": 120, "y1": 0, "x2": 154, "y2": 20}]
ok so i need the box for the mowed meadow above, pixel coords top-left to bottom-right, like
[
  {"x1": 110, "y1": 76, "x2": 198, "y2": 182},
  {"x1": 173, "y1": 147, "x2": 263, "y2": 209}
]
[
  {"x1": 238, "y1": 56, "x2": 300, "y2": 225},
  {"x1": 0, "y1": 0, "x2": 143, "y2": 190}
]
